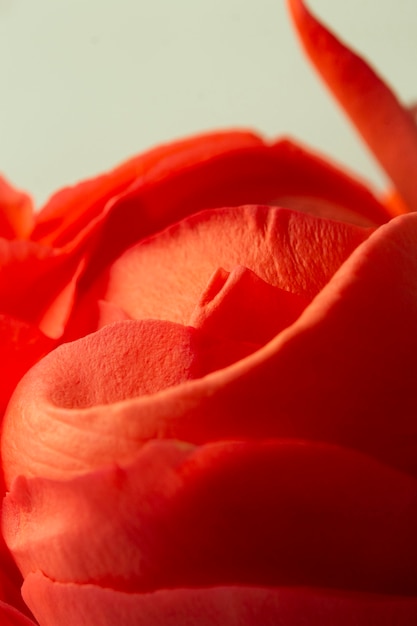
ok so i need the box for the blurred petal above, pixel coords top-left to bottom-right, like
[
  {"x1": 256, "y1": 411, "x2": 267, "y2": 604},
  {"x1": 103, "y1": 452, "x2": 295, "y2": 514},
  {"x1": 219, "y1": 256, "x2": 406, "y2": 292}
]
[
  {"x1": 0, "y1": 314, "x2": 56, "y2": 416},
  {"x1": 0, "y1": 536, "x2": 29, "y2": 620},
  {"x1": 96, "y1": 300, "x2": 132, "y2": 328},
  {"x1": 0, "y1": 177, "x2": 34, "y2": 240},
  {"x1": 32, "y1": 130, "x2": 389, "y2": 256},
  {"x1": 68, "y1": 137, "x2": 388, "y2": 300},
  {"x1": 269, "y1": 139, "x2": 391, "y2": 225},
  {"x1": 0, "y1": 239, "x2": 85, "y2": 338},
  {"x1": 288, "y1": 0, "x2": 417, "y2": 213},
  {"x1": 0, "y1": 602, "x2": 36, "y2": 626},
  {"x1": 32, "y1": 131, "x2": 264, "y2": 247},
  {"x1": 22, "y1": 574, "x2": 417, "y2": 626}
]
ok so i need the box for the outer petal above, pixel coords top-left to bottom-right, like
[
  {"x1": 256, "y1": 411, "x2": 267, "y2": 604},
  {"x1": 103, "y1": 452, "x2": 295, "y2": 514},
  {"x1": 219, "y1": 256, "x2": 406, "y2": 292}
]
[
  {"x1": 0, "y1": 177, "x2": 34, "y2": 241},
  {"x1": 4, "y1": 441, "x2": 417, "y2": 595},
  {"x1": 287, "y1": 0, "x2": 417, "y2": 213},
  {"x1": 0, "y1": 315, "x2": 56, "y2": 417},
  {"x1": 0, "y1": 536, "x2": 30, "y2": 621},
  {"x1": 32, "y1": 131, "x2": 389, "y2": 253},
  {"x1": 268, "y1": 139, "x2": 390, "y2": 225},
  {"x1": 0, "y1": 603, "x2": 36, "y2": 626},
  {"x1": 22, "y1": 575, "x2": 417, "y2": 626},
  {"x1": 32, "y1": 131, "x2": 264, "y2": 247},
  {"x1": 0, "y1": 238, "x2": 85, "y2": 338}
]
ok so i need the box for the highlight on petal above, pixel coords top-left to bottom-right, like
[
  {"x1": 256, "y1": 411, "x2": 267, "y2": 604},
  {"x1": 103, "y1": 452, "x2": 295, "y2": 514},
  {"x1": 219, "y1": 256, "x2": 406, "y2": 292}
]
[
  {"x1": 4, "y1": 441, "x2": 417, "y2": 596},
  {"x1": 22, "y1": 573, "x2": 417, "y2": 626},
  {"x1": 287, "y1": 0, "x2": 417, "y2": 213},
  {"x1": 1, "y1": 317, "x2": 259, "y2": 481}
]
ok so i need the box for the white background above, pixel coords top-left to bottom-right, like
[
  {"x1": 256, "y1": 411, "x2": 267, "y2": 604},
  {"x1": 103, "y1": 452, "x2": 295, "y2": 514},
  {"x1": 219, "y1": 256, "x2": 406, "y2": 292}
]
[{"x1": 0, "y1": 0, "x2": 415, "y2": 208}]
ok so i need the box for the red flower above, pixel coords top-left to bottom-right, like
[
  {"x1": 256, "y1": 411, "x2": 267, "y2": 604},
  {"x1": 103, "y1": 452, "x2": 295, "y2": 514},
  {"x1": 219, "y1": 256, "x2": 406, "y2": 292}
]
[{"x1": 2, "y1": 1, "x2": 417, "y2": 624}]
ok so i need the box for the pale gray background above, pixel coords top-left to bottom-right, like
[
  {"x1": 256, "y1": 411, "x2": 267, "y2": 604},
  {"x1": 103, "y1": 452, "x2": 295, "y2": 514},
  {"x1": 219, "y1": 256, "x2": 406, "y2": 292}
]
[{"x1": 0, "y1": 0, "x2": 415, "y2": 208}]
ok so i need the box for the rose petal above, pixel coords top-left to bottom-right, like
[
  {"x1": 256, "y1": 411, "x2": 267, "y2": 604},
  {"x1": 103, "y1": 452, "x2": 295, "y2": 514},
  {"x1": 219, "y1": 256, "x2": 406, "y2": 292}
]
[
  {"x1": 32, "y1": 131, "x2": 264, "y2": 247},
  {"x1": 96, "y1": 300, "x2": 132, "y2": 328},
  {"x1": 288, "y1": 0, "x2": 417, "y2": 213},
  {"x1": 4, "y1": 213, "x2": 415, "y2": 482},
  {"x1": 0, "y1": 602, "x2": 36, "y2": 626},
  {"x1": 67, "y1": 137, "x2": 389, "y2": 303},
  {"x1": 0, "y1": 314, "x2": 56, "y2": 416},
  {"x1": 33, "y1": 130, "x2": 389, "y2": 254},
  {"x1": 1, "y1": 319, "x2": 260, "y2": 481},
  {"x1": 269, "y1": 139, "x2": 391, "y2": 225},
  {"x1": 0, "y1": 238, "x2": 85, "y2": 338},
  {"x1": 0, "y1": 536, "x2": 29, "y2": 619},
  {"x1": 76, "y1": 205, "x2": 371, "y2": 329},
  {"x1": 4, "y1": 441, "x2": 417, "y2": 596},
  {"x1": 0, "y1": 177, "x2": 34, "y2": 240},
  {"x1": 22, "y1": 574, "x2": 417, "y2": 626},
  {"x1": 189, "y1": 266, "x2": 309, "y2": 345}
]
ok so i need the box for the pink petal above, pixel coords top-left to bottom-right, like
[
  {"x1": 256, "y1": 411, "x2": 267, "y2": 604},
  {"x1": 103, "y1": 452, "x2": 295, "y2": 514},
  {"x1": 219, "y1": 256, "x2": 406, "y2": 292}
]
[
  {"x1": 22, "y1": 574, "x2": 417, "y2": 626},
  {"x1": 287, "y1": 0, "x2": 417, "y2": 213}
]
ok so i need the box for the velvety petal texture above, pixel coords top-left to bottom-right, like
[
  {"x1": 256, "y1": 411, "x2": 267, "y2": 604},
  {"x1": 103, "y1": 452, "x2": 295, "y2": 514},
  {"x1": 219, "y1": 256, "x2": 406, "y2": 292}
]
[
  {"x1": 3, "y1": 211, "x2": 416, "y2": 485},
  {"x1": 2, "y1": 2, "x2": 417, "y2": 625},
  {"x1": 5, "y1": 440, "x2": 417, "y2": 594},
  {"x1": 3, "y1": 207, "x2": 417, "y2": 623},
  {"x1": 66, "y1": 204, "x2": 371, "y2": 336},
  {"x1": 0, "y1": 128, "x2": 391, "y2": 415}
]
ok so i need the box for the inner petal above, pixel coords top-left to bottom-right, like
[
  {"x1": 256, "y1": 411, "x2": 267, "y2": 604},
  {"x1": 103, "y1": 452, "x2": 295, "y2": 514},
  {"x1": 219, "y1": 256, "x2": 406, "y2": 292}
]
[
  {"x1": 189, "y1": 265, "x2": 309, "y2": 345},
  {"x1": 97, "y1": 204, "x2": 371, "y2": 325}
]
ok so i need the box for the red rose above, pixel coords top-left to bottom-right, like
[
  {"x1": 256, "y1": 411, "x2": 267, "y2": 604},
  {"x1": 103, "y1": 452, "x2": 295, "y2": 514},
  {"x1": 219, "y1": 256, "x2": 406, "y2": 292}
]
[{"x1": 2, "y1": 0, "x2": 417, "y2": 624}]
